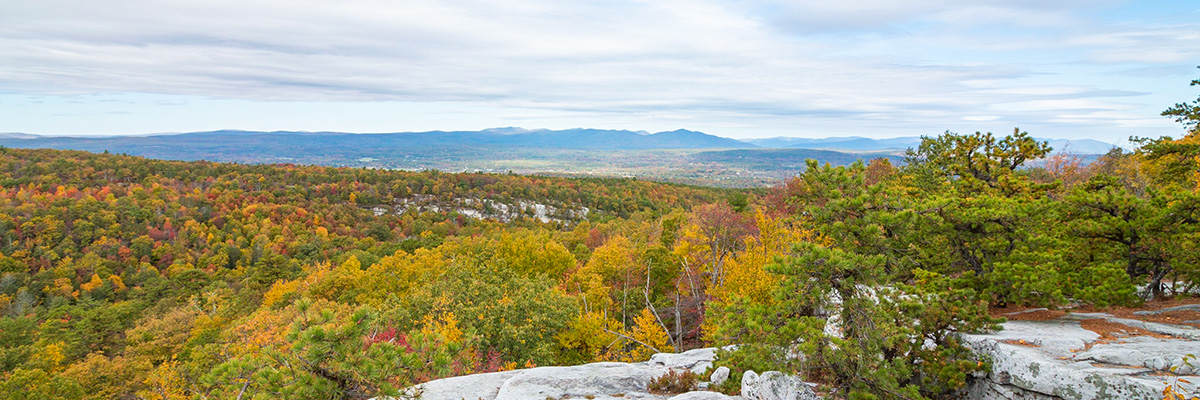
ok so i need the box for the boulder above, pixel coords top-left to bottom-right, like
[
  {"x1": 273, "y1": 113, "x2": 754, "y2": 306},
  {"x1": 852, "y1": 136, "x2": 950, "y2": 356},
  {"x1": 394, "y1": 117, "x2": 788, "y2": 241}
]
[
  {"x1": 667, "y1": 391, "x2": 739, "y2": 400},
  {"x1": 710, "y1": 366, "x2": 731, "y2": 387},
  {"x1": 649, "y1": 347, "x2": 718, "y2": 375},
  {"x1": 741, "y1": 370, "x2": 819, "y2": 400}
]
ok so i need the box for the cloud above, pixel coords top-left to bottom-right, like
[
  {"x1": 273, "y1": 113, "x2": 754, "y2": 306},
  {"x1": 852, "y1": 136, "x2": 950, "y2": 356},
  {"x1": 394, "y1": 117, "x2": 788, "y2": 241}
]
[
  {"x1": 752, "y1": 0, "x2": 1099, "y2": 33},
  {"x1": 1071, "y1": 27, "x2": 1200, "y2": 64},
  {"x1": 0, "y1": 0, "x2": 1194, "y2": 140}
]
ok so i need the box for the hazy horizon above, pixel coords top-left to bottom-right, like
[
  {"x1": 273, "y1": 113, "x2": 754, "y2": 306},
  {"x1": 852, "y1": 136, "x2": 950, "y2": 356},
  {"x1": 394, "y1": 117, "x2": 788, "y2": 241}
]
[{"x1": 0, "y1": 127, "x2": 1130, "y2": 146}]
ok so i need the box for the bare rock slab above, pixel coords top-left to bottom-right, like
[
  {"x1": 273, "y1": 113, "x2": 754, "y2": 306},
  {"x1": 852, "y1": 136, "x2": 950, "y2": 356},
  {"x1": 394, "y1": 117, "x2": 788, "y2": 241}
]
[
  {"x1": 962, "y1": 314, "x2": 1200, "y2": 400},
  {"x1": 667, "y1": 391, "x2": 740, "y2": 400},
  {"x1": 494, "y1": 362, "x2": 668, "y2": 400},
  {"x1": 412, "y1": 370, "x2": 521, "y2": 400}
]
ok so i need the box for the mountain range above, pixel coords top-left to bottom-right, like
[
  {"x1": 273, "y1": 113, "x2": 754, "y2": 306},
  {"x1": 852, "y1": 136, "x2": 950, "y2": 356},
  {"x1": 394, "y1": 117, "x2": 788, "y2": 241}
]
[
  {"x1": 746, "y1": 136, "x2": 1118, "y2": 154},
  {"x1": 0, "y1": 128, "x2": 1117, "y2": 154},
  {"x1": 0, "y1": 128, "x2": 1121, "y2": 187}
]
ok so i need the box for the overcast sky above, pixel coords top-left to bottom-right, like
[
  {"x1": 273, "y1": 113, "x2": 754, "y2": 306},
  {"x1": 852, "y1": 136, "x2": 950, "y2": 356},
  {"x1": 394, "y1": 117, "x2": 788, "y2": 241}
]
[{"x1": 2, "y1": 0, "x2": 1198, "y2": 142}]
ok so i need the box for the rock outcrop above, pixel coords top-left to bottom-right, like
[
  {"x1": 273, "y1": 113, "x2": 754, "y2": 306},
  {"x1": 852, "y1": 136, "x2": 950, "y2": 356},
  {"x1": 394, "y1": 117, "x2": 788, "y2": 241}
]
[
  {"x1": 962, "y1": 311, "x2": 1200, "y2": 400},
  {"x1": 399, "y1": 309, "x2": 1200, "y2": 400},
  {"x1": 493, "y1": 362, "x2": 666, "y2": 400},
  {"x1": 740, "y1": 371, "x2": 819, "y2": 400},
  {"x1": 407, "y1": 348, "x2": 723, "y2": 400},
  {"x1": 667, "y1": 392, "x2": 739, "y2": 400},
  {"x1": 409, "y1": 370, "x2": 521, "y2": 400}
]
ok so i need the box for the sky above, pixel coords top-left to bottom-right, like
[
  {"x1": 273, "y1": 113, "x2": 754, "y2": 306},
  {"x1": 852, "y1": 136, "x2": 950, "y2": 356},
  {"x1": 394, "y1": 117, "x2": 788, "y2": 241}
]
[{"x1": 1, "y1": 0, "x2": 1198, "y2": 143}]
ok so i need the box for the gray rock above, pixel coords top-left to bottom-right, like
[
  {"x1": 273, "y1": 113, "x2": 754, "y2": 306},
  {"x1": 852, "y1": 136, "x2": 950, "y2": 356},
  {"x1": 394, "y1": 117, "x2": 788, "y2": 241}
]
[
  {"x1": 650, "y1": 347, "x2": 718, "y2": 375},
  {"x1": 410, "y1": 370, "x2": 521, "y2": 400},
  {"x1": 1100, "y1": 315, "x2": 1200, "y2": 340},
  {"x1": 1143, "y1": 356, "x2": 1172, "y2": 371},
  {"x1": 740, "y1": 371, "x2": 758, "y2": 397},
  {"x1": 667, "y1": 391, "x2": 739, "y2": 400},
  {"x1": 962, "y1": 315, "x2": 1200, "y2": 400},
  {"x1": 390, "y1": 348, "x2": 729, "y2": 400},
  {"x1": 1076, "y1": 337, "x2": 1200, "y2": 372},
  {"x1": 494, "y1": 362, "x2": 668, "y2": 400},
  {"x1": 711, "y1": 366, "x2": 731, "y2": 386},
  {"x1": 1004, "y1": 308, "x2": 1050, "y2": 316},
  {"x1": 1132, "y1": 304, "x2": 1200, "y2": 316},
  {"x1": 741, "y1": 371, "x2": 818, "y2": 400}
]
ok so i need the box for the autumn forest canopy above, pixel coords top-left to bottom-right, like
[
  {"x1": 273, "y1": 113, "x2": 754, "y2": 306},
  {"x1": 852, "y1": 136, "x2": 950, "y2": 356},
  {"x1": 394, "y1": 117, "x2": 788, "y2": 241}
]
[{"x1": 1, "y1": 72, "x2": 1199, "y2": 400}]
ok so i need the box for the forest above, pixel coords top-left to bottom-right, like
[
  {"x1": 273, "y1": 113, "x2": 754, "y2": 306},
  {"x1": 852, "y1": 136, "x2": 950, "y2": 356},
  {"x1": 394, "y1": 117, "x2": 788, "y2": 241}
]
[{"x1": 0, "y1": 80, "x2": 1197, "y2": 399}]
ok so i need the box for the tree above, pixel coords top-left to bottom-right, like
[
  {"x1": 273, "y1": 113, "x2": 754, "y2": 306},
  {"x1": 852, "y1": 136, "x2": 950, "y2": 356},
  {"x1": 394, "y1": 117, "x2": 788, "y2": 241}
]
[
  {"x1": 215, "y1": 300, "x2": 422, "y2": 400},
  {"x1": 905, "y1": 129, "x2": 1051, "y2": 194},
  {"x1": 1161, "y1": 66, "x2": 1200, "y2": 134},
  {"x1": 711, "y1": 244, "x2": 998, "y2": 399},
  {"x1": 0, "y1": 368, "x2": 85, "y2": 400},
  {"x1": 901, "y1": 130, "x2": 1067, "y2": 306},
  {"x1": 1135, "y1": 66, "x2": 1200, "y2": 189},
  {"x1": 1062, "y1": 176, "x2": 1174, "y2": 299},
  {"x1": 678, "y1": 203, "x2": 756, "y2": 289}
]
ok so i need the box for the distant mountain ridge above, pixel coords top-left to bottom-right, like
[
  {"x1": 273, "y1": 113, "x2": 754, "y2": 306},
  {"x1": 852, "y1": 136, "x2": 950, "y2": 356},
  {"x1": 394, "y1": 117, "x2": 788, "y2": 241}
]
[
  {"x1": 3, "y1": 128, "x2": 1120, "y2": 154},
  {"x1": 0, "y1": 128, "x2": 1123, "y2": 187},
  {"x1": 746, "y1": 136, "x2": 1118, "y2": 154},
  {"x1": 0, "y1": 128, "x2": 754, "y2": 151}
]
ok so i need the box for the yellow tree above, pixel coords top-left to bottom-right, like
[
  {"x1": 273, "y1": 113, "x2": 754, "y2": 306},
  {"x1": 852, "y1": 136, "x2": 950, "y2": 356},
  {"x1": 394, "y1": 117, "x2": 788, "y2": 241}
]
[
  {"x1": 573, "y1": 235, "x2": 639, "y2": 318},
  {"x1": 137, "y1": 360, "x2": 191, "y2": 400},
  {"x1": 493, "y1": 229, "x2": 576, "y2": 278},
  {"x1": 555, "y1": 311, "x2": 619, "y2": 364},
  {"x1": 358, "y1": 246, "x2": 449, "y2": 305},
  {"x1": 711, "y1": 209, "x2": 820, "y2": 305},
  {"x1": 675, "y1": 203, "x2": 754, "y2": 291},
  {"x1": 705, "y1": 209, "x2": 824, "y2": 340},
  {"x1": 623, "y1": 308, "x2": 674, "y2": 361}
]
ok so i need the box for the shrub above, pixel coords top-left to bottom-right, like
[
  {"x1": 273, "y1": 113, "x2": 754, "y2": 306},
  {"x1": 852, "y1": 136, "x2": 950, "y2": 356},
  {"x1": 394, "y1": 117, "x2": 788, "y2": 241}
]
[{"x1": 648, "y1": 369, "x2": 699, "y2": 394}]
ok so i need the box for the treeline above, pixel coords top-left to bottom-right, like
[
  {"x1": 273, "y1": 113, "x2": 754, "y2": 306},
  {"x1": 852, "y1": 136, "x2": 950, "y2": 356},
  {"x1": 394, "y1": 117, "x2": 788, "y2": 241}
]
[{"x1": 0, "y1": 149, "x2": 743, "y2": 399}]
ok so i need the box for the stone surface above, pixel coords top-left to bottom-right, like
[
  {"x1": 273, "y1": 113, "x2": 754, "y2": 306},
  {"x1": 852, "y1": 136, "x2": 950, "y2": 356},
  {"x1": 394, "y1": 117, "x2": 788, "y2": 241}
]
[
  {"x1": 494, "y1": 362, "x2": 667, "y2": 400},
  {"x1": 1132, "y1": 304, "x2": 1200, "y2": 316},
  {"x1": 394, "y1": 348, "x2": 726, "y2": 400},
  {"x1": 962, "y1": 313, "x2": 1200, "y2": 400},
  {"x1": 667, "y1": 391, "x2": 740, "y2": 400},
  {"x1": 711, "y1": 366, "x2": 731, "y2": 387},
  {"x1": 410, "y1": 370, "x2": 521, "y2": 400},
  {"x1": 740, "y1": 371, "x2": 819, "y2": 400},
  {"x1": 399, "y1": 311, "x2": 1200, "y2": 400},
  {"x1": 649, "y1": 347, "x2": 719, "y2": 375}
]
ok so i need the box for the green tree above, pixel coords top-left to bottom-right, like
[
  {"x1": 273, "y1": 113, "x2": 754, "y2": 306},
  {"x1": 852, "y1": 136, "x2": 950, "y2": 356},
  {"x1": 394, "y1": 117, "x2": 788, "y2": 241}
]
[
  {"x1": 710, "y1": 244, "x2": 998, "y2": 399},
  {"x1": 211, "y1": 300, "x2": 424, "y2": 400},
  {"x1": 1161, "y1": 66, "x2": 1200, "y2": 134}
]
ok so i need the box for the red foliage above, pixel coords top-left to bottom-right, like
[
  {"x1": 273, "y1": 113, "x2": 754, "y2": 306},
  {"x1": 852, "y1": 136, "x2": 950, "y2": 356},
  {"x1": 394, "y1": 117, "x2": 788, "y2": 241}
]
[
  {"x1": 365, "y1": 326, "x2": 399, "y2": 346},
  {"x1": 585, "y1": 228, "x2": 605, "y2": 249}
]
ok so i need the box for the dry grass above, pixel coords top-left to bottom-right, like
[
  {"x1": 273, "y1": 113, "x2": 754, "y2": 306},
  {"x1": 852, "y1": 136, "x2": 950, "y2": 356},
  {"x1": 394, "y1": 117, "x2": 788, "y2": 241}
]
[
  {"x1": 1075, "y1": 296, "x2": 1200, "y2": 329},
  {"x1": 1072, "y1": 318, "x2": 1183, "y2": 351},
  {"x1": 1078, "y1": 318, "x2": 1174, "y2": 341},
  {"x1": 991, "y1": 296, "x2": 1200, "y2": 328}
]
